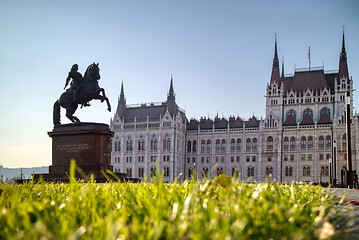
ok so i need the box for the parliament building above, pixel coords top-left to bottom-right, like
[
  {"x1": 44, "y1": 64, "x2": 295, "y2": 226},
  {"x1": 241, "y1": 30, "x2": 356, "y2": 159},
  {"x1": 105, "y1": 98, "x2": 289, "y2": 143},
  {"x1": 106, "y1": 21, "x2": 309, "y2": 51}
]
[{"x1": 110, "y1": 32, "x2": 358, "y2": 184}]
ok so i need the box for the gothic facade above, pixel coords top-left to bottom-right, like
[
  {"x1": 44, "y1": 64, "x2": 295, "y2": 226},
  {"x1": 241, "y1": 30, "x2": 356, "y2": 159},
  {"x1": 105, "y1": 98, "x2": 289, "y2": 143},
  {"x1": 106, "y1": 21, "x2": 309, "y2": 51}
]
[{"x1": 110, "y1": 32, "x2": 358, "y2": 183}]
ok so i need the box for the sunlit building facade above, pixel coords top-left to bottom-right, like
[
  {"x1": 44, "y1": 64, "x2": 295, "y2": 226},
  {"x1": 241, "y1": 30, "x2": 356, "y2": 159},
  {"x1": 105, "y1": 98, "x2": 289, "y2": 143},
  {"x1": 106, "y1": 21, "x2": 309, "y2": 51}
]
[{"x1": 111, "y1": 32, "x2": 358, "y2": 183}]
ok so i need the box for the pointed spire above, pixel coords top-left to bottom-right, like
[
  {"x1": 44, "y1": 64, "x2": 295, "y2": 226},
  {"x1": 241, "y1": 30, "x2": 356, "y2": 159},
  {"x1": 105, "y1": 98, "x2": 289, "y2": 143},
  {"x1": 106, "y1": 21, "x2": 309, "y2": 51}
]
[
  {"x1": 340, "y1": 27, "x2": 347, "y2": 61},
  {"x1": 274, "y1": 34, "x2": 279, "y2": 64},
  {"x1": 270, "y1": 34, "x2": 280, "y2": 84},
  {"x1": 116, "y1": 81, "x2": 126, "y2": 118},
  {"x1": 119, "y1": 81, "x2": 126, "y2": 105},
  {"x1": 339, "y1": 27, "x2": 349, "y2": 81},
  {"x1": 167, "y1": 74, "x2": 175, "y2": 101},
  {"x1": 166, "y1": 75, "x2": 177, "y2": 116},
  {"x1": 281, "y1": 57, "x2": 284, "y2": 78}
]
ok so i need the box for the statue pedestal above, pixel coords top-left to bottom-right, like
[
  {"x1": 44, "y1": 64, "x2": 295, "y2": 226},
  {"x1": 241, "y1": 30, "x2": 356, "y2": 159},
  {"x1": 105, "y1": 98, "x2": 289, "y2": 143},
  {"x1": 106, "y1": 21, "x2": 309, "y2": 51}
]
[
  {"x1": 48, "y1": 123, "x2": 113, "y2": 175},
  {"x1": 23, "y1": 122, "x2": 139, "y2": 183}
]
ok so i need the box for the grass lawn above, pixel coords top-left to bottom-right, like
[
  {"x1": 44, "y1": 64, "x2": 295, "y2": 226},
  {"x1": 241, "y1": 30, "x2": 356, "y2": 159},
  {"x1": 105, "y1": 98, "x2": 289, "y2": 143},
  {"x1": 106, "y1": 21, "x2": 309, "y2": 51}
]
[{"x1": 0, "y1": 170, "x2": 349, "y2": 239}]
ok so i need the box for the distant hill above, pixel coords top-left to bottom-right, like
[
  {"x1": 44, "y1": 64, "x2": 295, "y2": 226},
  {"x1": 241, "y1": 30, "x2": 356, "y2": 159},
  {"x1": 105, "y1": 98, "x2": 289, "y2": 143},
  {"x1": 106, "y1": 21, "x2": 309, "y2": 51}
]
[{"x1": 0, "y1": 166, "x2": 49, "y2": 181}]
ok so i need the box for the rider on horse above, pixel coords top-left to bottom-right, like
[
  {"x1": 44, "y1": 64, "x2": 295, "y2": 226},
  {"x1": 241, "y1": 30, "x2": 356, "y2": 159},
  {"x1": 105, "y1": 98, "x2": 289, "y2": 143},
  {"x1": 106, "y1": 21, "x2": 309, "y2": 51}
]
[{"x1": 64, "y1": 64, "x2": 90, "y2": 107}]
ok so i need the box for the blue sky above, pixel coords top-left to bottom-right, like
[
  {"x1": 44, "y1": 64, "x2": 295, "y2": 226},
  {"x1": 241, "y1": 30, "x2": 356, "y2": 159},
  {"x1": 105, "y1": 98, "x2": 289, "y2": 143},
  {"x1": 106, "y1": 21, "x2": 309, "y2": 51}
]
[{"x1": 0, "y1": 0, "x2": 358, "y2": 168}]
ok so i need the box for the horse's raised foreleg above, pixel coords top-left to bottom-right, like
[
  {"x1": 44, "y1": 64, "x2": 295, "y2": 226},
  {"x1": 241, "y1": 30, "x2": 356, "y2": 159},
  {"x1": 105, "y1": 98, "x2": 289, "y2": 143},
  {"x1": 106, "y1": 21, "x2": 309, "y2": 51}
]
[{"x1": 100, "y1": 88, "x2": 111, "y2": 112}]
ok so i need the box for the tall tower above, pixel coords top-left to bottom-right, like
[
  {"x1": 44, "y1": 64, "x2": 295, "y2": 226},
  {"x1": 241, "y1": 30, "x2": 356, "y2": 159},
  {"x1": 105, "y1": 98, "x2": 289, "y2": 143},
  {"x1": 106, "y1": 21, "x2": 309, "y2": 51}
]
[
  {"x1": 339, "y1": 30, "x2": 349, "y2": 82},
  {"x1": 116, "y1": 82, "x2": 126, "y2": 119},
  {"x1": 166, "y1": 75, "x2": 177, "y2": 116},
  {"x1": 270, "y1": 36, "x2": 280, "y2": 84},
  {"x1": 266, "y1": 36, "x2": 283, "y2": 121}
]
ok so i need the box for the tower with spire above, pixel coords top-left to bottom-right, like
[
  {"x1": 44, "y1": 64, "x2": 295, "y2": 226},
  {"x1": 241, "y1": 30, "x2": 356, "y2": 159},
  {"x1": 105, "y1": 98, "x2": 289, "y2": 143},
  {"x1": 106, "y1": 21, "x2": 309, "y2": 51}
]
[
  {"x1": 339, "y1": 29, "x2": 349, "y2": 82},
  {"x1": 266, "y1": 36, "x2": 284, "y2": 123},
  {"x1": 116, "y1": 82, "x2": 126, "y2": 119},
  {"x1": 166, "y1": 75, "x2": 177, "y2": 116}
]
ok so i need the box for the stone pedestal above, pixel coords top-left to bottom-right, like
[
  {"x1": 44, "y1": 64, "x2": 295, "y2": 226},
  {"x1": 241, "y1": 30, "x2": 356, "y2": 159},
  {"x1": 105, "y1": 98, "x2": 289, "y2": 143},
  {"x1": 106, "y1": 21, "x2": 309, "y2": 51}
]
[
  {"x1": 48, "y1": 123, "x2": 113, "y2": 176},
  {"x1": 18, "y1": 122, "x2": 140, "y2": 183}
]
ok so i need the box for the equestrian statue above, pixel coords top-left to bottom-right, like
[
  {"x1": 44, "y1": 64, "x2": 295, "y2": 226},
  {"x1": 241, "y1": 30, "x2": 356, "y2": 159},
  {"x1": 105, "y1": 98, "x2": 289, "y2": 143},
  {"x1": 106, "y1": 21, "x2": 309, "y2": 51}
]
[{"x1": 53, "y1": 63, "x2": 111, "y2": 126}]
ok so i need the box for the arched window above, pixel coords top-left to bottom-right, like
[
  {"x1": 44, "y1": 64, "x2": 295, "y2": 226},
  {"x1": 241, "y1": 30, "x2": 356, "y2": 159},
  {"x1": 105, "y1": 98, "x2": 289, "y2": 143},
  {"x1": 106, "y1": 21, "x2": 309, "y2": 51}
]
[
  {"x1": 126, "y1": 137, "x2": 133, "y2": 152},
  {"x1": 150, "y1": 167, "x2": 157, "y2": 177},
  {"x1": 285, "y1": 166, "x2": 293, "y2": 176},
  {"x1": 236, "y1": 139, "x2": 242, "y2": 151},
  {"x1": 290, "y1": 137, "x2": 296, "y2": 150},
  {"x1": 252, "y1": 138, "x2": 258, "y2": 151},
  {"x1": 215, "y1": 139, "x2": 221, "y2": 153},
  {"x1": 286, "y1": 109, "x2": 297, "y2": 122},
  {"x1": 138, "y1": 136, "x2": 145, "y2": 151},
  {"x1": 265, "y1": 166, "x2": 273, "y2": 177},
  {"x1": 303, "y1": 109, "x2": 313, "y2": 120},
  {"x1": 303, "y1": 166, "x2": 311, "y2": 177},
  {"x1": 284, "y1": 137, "x2": 289, "y2": 150},
  {"x1": 163, "y1": 135, "x2": 171, "y2": 151},
  {"x1": 188, "y1": 168, "x2": 194, "y2": 178},
  {"x1": 247, "y1": 167, "x2": 254, "y2": 177},
  {"x1": 267, "y1": 136, "x2": 273, "y2": 150},
  {"x1": 318, "y1": 136, "x2": 324, "y2": 149},
  {"x1": 207, "y1": 140, "x2": 211, "y2": 153},
  {"x1": 342, "y1": 134, "x2": 346, "y2": 148},
  {"x1": 151, "y1": 135, "x2": 157, "y2": 151},
  {"x1": 201, "y1": 140, "x2": 206, "y2": 153},
  {"x1": 307, "y1": 136, "x2": 313, "y2": 149},
  {"x1": 127, "y1": 168, "x2": 132, "y2": 178},
  {"x1": 216, "y1": 167, "x2": 224, "y2": 176},
  {"x1": 221, "y1": 139, "x2": 226, "y2": 153},
  {"x1": 320, "y1": 166, "x2": 329, "y2": 177},
  {"x1": 138, "y1": 167, "x2": 144, "y2": 178},
  {"x1": 325, "y1": 136, "x2": 331, "y2": 149},
  {"x1": 246, "y1": 138, "x2": 251, "y2": 151},
  {"x1": 202, "y1": 168, "x2": 209, "y2": 177},
  {"x1": 187, "y1": 141, "x2": 192, "y2": 153},
  {"x1": 163, "y1": 167, "x2": 170, "y2": 177},
  {"x1": 192, "y1": 140, "x2": 197, "y2": 152},
  {"x1": 301, "y1": 137, "x2": 306, "y2": 149},
  {"x1": 320, "y1": 107, "x2": 331, "y2": 118},
  {"x1": 230, "y1": 139, "x2": 236, "y2": 152},
  {"x1": 232, "y1": 167, "x2": 239, "y2": 177}
]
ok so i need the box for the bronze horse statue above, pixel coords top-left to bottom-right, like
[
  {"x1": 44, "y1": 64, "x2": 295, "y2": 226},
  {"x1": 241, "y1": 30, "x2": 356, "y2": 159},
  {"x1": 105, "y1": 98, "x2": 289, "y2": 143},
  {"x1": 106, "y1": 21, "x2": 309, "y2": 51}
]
[{"x1": 53, "y1": 63, "x2": 111, "y2": 125}]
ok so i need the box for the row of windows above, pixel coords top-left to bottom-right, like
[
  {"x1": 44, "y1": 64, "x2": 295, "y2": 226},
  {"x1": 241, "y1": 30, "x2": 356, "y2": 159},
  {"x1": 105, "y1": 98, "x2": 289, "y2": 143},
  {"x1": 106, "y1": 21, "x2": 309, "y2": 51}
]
[
  {"x1": 187, "y1": 138, "x2": 258, "y2": 153},
  {"x1": 114, "y1": 155, "x2": 170, "y2": 164},
  {"x1": 187, "y1": 133, "x2": 345, "y2": 154},
  {"x1": 283, "y1": 135, "x2": 331, "y2": 150},
  {"x1": 128, "y1": 164, "x2": 330, "y2": 179},
  {"x1": 283, "y1": 96, "x2": 334, "y2": 105},
  {"x1": 124, "y1": 167, "x2": 171, "y2": 178},
  {"x1": 114, "y1": 135, "x2": 171, "y2": 152},
  {"x1": 285, "y1": 107, "x2": 330, "y2": 122},
  {"x1": 187, "y1": 165, "x2": 329, "y2": 178}
]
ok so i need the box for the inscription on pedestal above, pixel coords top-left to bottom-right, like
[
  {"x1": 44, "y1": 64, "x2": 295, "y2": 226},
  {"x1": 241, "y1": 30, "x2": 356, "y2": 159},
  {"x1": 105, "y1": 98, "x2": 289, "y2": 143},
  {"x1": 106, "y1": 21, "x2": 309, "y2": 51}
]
[{"x1": 56, "y1": 144, "x2": 91, "y2": 153}]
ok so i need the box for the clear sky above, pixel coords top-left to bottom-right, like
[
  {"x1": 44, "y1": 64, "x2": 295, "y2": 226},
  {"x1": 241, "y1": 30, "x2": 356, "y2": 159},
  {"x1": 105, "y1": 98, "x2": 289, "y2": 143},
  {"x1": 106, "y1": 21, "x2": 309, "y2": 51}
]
[{"x1": 0, "y1": 0, "x2": 358, "y2": 168}]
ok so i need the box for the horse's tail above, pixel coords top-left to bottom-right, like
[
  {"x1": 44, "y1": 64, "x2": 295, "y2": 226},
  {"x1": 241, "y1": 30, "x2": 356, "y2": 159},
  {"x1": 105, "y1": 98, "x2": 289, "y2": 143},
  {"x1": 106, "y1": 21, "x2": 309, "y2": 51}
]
[{"x1": 53, "y1": 100, "x2": 61, "y2": 126}]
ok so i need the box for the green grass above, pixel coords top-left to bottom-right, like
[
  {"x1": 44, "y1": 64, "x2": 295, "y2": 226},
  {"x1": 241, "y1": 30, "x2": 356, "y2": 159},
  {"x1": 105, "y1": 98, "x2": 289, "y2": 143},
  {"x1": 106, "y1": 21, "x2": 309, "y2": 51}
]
[{"x1": 0, "y1": 173, "x2": 347, "y2": 240}]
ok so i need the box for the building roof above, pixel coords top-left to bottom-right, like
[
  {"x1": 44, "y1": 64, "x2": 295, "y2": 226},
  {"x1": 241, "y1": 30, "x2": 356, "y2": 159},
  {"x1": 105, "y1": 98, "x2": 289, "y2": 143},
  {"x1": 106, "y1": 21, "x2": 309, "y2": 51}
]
[
  {"x1": 124, "y1": 104, "x2": 167, "y2": 123},
  {"x1": 214, "y1": 118, "x2": 228, "y2": 129},
  {"x1": 318, "y1": 113, "x2": 332, "y2": 125},
  {"x1": 187, "y1": 119, "x2": 199, "y2": 130},
  {"x1": 229, "y1": 117, "x2": 243, "y2": 129},
  {"x1": 300, "y1": 115, "x2": 314, "y2": 125},
  {"x1": 200, "y1": 118, "x2": 213, "y2": 130},
  {"x1": 245, "y1": 116, "x2": 259, "y2": 128},
  {"x1": 281, "y1": 70, "x2": 335, "y2": 96},
  {"x1": 283, "y1": 115, "x2": 296, "y2": 126}
]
